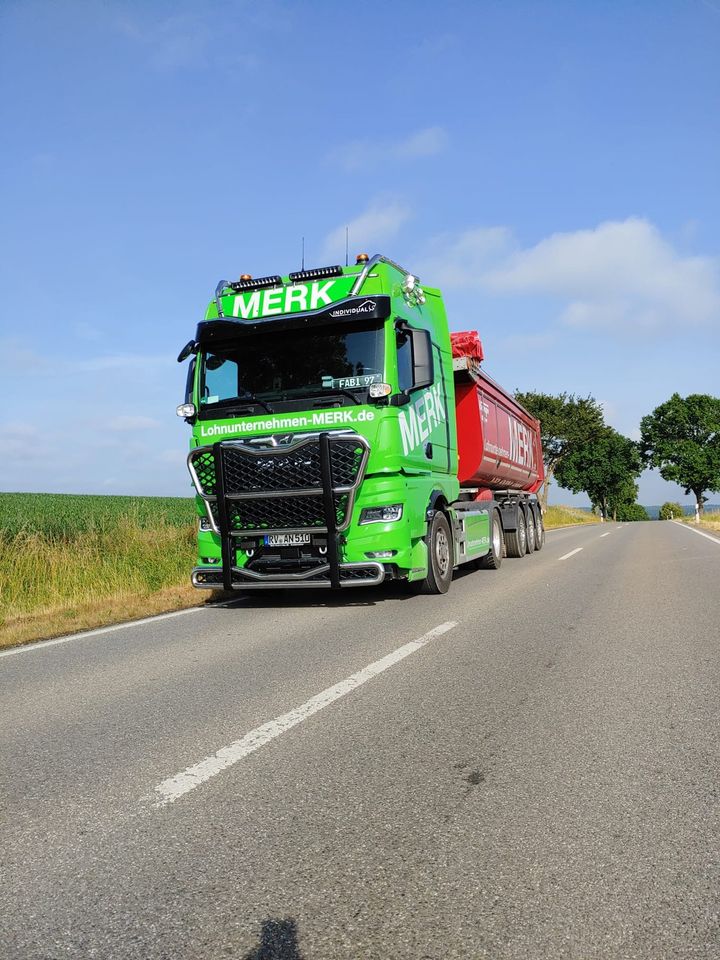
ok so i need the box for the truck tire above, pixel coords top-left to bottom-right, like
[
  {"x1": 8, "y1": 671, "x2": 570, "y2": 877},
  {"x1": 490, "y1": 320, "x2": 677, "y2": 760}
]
[
  {"x1": 505, "y1": 509, "x2": 527, "y2": 558},
  {"x1": 479, "y1": 509, "x2": 503, "y2": 569},
  {"x1": 526, "y1": 510, "x2": 536, "y2": 554},
  {"x1": 417, "y1": 511, "x2": 453, "y2": 594},
  {"x1": 534, "y1": 509, "x2": 544, "y2": 551}
]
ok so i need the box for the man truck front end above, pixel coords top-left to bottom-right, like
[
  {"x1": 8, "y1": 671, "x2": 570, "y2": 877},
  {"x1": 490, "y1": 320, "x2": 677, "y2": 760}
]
[{"x1": 178, "y1": 254, "x2": 544, "y2": 596}]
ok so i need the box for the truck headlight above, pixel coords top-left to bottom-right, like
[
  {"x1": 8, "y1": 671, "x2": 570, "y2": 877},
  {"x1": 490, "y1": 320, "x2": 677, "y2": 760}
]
[{"x1": 359, "y1": 504, "x2": 403, "y2": 524}]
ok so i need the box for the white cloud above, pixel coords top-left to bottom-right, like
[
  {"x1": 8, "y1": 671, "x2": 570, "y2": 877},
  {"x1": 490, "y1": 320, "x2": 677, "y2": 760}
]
[
  {"x1": 108, "y1": 416, "x2": 162, "y2": 432},
  {"x1": 419, "y1": 218, "x2": 720, "y2": 334},
  {"x1": 484, "y1": 218, "x2": 720, "y2": 331},
  {"x1": 321, "y1": 199, "x2": 412, "y2": 262},
  {"x1": 393, "y1": 126, "x2": 448, "y2": 159},
  {"x1": 328, "y1": 126, "x2": 447, "y2": 172},
  {"x1": 416, "y1": 227, "x2": 512, "y2": 287}
]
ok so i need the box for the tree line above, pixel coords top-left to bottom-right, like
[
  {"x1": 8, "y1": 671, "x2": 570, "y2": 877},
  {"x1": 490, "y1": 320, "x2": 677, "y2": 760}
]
[{"x1": 513, "y1": 391, "x2": 720, "y2": 520}]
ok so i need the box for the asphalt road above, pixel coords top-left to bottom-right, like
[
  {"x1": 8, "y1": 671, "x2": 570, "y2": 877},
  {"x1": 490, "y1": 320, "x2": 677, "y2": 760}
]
[{"x1": 2, "y1": 520, "x2": 719, "y2": 959}]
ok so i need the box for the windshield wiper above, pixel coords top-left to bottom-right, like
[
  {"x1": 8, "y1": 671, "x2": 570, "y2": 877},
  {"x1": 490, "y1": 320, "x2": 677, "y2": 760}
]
[
  {"x1": 205, "y1": 396, "x2": 275, "y2": 414},
  {"x1": 308, "y1": 389, "x2": 362, "y2": 406}
]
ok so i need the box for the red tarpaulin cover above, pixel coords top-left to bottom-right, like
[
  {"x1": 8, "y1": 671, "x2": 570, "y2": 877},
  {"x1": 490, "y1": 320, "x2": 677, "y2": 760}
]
[{"x1": 450, "y1": 330, "x2": 484, "y2": 363}]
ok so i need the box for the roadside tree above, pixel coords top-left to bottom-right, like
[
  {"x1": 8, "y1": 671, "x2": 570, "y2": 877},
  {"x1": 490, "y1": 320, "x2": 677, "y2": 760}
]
[
  {"x1": 640, "y1": 393, "x2": 720, "y2": 515},
  {"x1": 514, "y1": 391, "x2": 605, "y2": 509},
  {"x1": 616, "y1": 502, "x2": 650, "y2": 521},
  {"x1": 555, "y1": 428, "x2": 642, "y2": 521},
  {"x1": 659, "y1": 501, "x2": 684, "y2": 520}
]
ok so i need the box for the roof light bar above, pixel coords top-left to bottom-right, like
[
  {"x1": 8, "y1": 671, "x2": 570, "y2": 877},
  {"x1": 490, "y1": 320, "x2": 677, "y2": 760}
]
[
  {"x1": 289, "y1": 265, "x2": 343, "y2": 283},
  {"x1": 229, "y1": 275, "x2": 283, "y2": 292}
]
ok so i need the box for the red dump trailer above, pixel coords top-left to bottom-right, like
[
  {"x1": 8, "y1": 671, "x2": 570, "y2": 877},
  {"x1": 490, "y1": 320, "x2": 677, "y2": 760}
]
[
  {"x1": 449, "y1": 331, "x2": 545, "y2": 560},
  {"x1": 451, "y1": 331, "x2": 544, "y2": 493}
]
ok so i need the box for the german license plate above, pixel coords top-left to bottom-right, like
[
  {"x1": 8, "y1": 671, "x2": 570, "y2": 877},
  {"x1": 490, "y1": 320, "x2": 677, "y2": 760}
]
[{"x1": 264, "y1": 533, "x2": 311, "y2": 547}]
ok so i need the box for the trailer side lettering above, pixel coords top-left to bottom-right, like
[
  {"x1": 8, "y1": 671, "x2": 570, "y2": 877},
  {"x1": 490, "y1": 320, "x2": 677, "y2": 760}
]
[{"x1": 509, "y1": 417, "x2": 535, "y2": 470}]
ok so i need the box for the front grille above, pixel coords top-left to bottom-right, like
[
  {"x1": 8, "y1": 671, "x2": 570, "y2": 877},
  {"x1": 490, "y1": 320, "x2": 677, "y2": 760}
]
[
  {"x1": 226, "y1": 494, "x2": 349, "y2": 531},
  {"x1": 188, "y1": 433, "x2": 368, "y2": 535}
]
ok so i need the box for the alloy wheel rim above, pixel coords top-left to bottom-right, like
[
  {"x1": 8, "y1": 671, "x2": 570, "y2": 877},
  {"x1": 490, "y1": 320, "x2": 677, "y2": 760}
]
[{"x1": 436, "y1": 528, "x2": 450, "y2": 577}]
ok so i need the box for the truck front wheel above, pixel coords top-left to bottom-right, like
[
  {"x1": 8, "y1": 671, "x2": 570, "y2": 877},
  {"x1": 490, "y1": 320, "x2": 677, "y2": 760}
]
[{"x1": 417, "y1": 511, "x2": 453, "y2": 594}]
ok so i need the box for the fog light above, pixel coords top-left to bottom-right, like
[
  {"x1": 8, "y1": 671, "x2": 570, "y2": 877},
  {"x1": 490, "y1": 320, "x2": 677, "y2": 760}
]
[
  {"x1": 365, "y1": 550, "x2": 396, "y2": 559},
  {"x1": 199, "y1": 517, "x2": 212, "y2": 531},
  {"x1": 201, "y1": 557, "x2": 220, "y2": 564},
  {"x1": 359, "y1": 504, "x2": 403, "y2": 524}
]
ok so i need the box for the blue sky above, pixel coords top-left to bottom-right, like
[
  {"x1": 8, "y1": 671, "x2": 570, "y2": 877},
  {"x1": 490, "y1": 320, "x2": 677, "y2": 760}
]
[{"x1": 2, "y1": 0, "x2": 719, "y2": 504}]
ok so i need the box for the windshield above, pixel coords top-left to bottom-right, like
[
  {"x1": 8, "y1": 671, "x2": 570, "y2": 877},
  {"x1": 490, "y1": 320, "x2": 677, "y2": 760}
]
[{"x1": 199, "y1": 321, "x2": 384, "y2": 410}]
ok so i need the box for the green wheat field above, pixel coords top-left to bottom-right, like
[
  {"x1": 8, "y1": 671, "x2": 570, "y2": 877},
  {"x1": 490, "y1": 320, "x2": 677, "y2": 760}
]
[{"x1": 0, "y1": 493, "x2": 199, "y2": 648}]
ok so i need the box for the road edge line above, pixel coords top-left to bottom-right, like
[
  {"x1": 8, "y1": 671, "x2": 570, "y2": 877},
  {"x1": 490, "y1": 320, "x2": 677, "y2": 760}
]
[{"x1": 671, "y1": 519, "x2": 720, "y2": 546}]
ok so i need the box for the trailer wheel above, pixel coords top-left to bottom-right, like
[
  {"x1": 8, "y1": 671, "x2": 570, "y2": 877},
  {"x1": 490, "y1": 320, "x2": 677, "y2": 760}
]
[
  {"x1": 505, "y1": 510, "x2": 527, "y2": 558},
  {"x1": 417, "y1": 511, "x2": 453, "y2": 594},
  {"x1": 479, "y1": 509, "x2": 503, "y2": 569},
  {"x1": 534, "y1": 509, "x2": 544, "y2": 550},
  {"x1": 526, "y1": 510, "x2": 536, "y2": 554}
]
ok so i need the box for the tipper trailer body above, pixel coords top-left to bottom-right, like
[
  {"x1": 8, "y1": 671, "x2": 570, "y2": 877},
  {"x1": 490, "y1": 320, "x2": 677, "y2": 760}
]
[{"x1": 178, "y1": 254, "x2": 544, "y2": 594}]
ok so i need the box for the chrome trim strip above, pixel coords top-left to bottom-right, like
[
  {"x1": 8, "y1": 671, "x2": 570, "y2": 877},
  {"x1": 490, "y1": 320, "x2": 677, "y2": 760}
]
[
  {"x1": 350, "y1": 253, "x2": 413, "y2": 296},
  {"x1": 191, "y1": 562, "x2": 385, "y2": 590},
  {"x1": 214, "y1": 280, "x2": 230, "y2": 318}
]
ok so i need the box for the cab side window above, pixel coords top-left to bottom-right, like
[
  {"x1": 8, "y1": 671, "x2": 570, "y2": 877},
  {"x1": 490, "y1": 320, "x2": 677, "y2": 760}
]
[{"x1": 396, "y1": 330, "x2": 413, "y2": 392}]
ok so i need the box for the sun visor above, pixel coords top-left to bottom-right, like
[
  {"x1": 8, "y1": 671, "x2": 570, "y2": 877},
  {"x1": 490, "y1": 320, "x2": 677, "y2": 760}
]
[{"x1": 196, "y1": 295, "x2": 392, "y2": 345}]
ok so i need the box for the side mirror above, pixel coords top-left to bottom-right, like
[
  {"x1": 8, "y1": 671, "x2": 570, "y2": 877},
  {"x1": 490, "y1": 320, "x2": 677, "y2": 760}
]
[{"x1": 177, "y1": 340, "x2": 196, "y2": 363}]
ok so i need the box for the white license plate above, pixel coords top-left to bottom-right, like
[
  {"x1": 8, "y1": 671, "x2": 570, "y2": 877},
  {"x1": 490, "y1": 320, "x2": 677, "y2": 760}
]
[{"x1": 264, "y1": 533, "x2": 311, "y2": 547}]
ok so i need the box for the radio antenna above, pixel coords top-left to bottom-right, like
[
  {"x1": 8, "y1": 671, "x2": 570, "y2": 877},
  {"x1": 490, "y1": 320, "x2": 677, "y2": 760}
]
[
  {"x1": 301, "y1": 236, "x2": 305, "y2": 270},
  {"x1": 345, "y1": 227, "x2": 349, "y2": 267}
]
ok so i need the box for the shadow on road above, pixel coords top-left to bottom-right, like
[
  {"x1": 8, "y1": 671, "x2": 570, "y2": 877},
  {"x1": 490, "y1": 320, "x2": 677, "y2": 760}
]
[
  {"x1": 209, "y1": 580, "x2": 417, "y2": 610},
  {"x1": 242, "y1": 918, "x2": 304, "y2": 960}
]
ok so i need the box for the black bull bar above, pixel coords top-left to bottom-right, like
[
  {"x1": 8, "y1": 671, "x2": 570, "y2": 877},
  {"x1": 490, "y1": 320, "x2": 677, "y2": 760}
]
[{"x1": 189, "y1": 432, "x2": 385, "y2": 590}]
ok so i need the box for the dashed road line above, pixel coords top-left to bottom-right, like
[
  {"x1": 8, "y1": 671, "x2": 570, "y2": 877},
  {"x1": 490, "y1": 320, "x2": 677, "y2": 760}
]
[
  {"x1": 151, "y1": 620, "x2": 459, "y2": 807},
  {"x1": 600, "y1": 532, "x2": 612, "y2": 538},
  {"x1": 559, "y1": 547, "x2": 583, "y2": 561}
]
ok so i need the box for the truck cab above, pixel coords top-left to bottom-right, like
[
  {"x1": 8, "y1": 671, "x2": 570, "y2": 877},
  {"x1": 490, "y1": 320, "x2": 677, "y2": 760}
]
[{"x1": 179, "y1": 255, "x2": 462, "y2": 593}]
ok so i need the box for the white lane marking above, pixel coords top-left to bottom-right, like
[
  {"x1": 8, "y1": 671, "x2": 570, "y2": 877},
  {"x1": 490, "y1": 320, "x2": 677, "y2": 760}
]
[
  {"x1": 600, "y1": 532, "x2": 612, "y2": 538},
  {"x1": 559, "y1": 547, "x2": 583, "y2": 560},
  {"x1": 0, "y1": 606, "x2": 205, "y2": 660},
  {"x1": 671, "y1": 520, "x2": 720, "y2": 546},
  {"x1": 152, "y1": 620, "x2": 459, "y2": 807}
]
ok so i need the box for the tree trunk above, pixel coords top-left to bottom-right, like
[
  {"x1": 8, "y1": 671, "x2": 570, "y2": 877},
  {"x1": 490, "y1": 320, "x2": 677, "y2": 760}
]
[
  {"x1": 541, "y1": 468, "x2": 553, "y2": 511},
  {"x1": 694, "y1": 489, "x2": 705, "y2": 517},
  {"x1": 613, "y1": 506, "x2": 617, "y2": 522}
]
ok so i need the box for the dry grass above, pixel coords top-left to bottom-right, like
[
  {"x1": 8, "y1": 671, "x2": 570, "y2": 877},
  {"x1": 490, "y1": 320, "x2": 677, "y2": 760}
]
[
  {"x1": 543, "y1": 505, "x2": 600, "y2": 529},
  {"x1": 0, "y1": 518, "x2": 203, "y2": 650},
  {"x1": 679, "y1": 510, "x2": 720, "y2": 534}
]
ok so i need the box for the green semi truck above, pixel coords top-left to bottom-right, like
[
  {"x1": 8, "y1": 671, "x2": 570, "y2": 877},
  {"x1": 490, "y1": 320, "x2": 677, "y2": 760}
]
[{"x1": 177, "y1": 254, "x2": 544, "y2": 594}]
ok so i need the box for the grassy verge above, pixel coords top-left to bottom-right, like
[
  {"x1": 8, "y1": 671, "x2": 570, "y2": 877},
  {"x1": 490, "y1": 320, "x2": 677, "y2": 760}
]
[
  {"x1": 678, "y1": 510, "x2": 720, "y2": 534},
  {"x1": 0, "y1": 495, "x2": 203, "y2": 650},
  {"x1": 0, "y1": 493, "x2": 602, "y2": 651},
  {"x1": 543, "y1": 505, "x2": 601, "y2": 529}
]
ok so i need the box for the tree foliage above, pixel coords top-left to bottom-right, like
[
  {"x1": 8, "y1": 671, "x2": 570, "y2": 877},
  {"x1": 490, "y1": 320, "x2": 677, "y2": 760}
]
[
  {"x1": 659, "y1": 501, "x2": 684, "y2": 520},
  {"x1": 616, "y1": 502, "x2": 650, "y2": 521},
  {"x1": 640, "y1": 393, "x2": 720, "y2": 514},
  {"x1": 554, "y1": 428, "x2": 642, "y2": 519},
  {"x1": 514, "y1": 391, "x2": 605, "y2": 507}
]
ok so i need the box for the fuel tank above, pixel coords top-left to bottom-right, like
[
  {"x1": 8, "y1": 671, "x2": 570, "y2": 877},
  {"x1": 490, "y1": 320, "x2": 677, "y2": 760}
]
[{"x1": 451, "y1": 331, "x2": 544, "y2": 493}]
